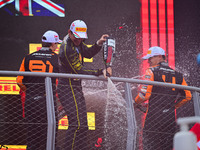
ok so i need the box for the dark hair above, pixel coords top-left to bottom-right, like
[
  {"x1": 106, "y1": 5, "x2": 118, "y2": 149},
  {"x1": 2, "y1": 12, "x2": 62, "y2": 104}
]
[
  {"x1": 42, "y1": 42, "x2": 52, "y2": 47},
  {"x1": 70, "y1": 31, "x2": 86, "y2": 42},
  {"x1": 162, "y1": 55, "x2": 166, "y2": 60},
  {"x1": 41, "y1": 36, "x2": 52, "y2": 47}
]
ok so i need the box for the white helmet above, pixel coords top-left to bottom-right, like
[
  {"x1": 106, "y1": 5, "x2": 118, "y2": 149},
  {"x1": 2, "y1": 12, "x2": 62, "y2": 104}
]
[{"x1": 70, "y1": 20, "x2": 88, "y2": 39}]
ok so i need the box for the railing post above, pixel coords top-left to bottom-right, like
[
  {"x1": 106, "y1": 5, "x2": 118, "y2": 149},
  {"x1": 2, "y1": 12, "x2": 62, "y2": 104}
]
[
  {"x1": 45, "y1": 77, "x2": 56, "y2": 150},
  {"x1": 124, "y1": 82, "x2": 137, "y2": 150},
  {"x1": 193, "y1": 91, "x2": 200, "y2": 116}
]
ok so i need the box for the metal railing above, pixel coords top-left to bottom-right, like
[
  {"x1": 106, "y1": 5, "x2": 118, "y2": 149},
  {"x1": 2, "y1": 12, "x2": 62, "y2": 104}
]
[{"x1": 0, "y1": 70, "x2": 200, "y2": 150}]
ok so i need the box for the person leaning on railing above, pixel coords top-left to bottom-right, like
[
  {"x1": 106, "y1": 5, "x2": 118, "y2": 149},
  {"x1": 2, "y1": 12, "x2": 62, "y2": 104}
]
[
  {"x1": 16, "y1": 30, "x2": 61, "y2": 150},
  {"x1": 135, "y1": 46, "x2": 192, "y2": 150},
  {"x1": 57, "y1": 20, "x2": 112, "y2": 150}
]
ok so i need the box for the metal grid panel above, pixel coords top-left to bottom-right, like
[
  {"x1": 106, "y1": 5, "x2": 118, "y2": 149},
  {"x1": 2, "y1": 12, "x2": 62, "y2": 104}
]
[
  {"x1": 56, "y1": 79, "x2": 129, "y2": 150},
  {"x1": 133, "y1": 86, "x2": 195, "y2": 150},
  {"x1": 0, "y1": 71, "x2": 199, "y2": 150},
  {"x1": 0, "y1": 82, "x2": 51, "y2": 150}
]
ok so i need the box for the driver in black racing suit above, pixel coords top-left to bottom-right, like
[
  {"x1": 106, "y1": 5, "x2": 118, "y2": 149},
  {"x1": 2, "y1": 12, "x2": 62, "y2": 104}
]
[{"x1": 57, "y1": 20, "x2": 111, "y2": 150}]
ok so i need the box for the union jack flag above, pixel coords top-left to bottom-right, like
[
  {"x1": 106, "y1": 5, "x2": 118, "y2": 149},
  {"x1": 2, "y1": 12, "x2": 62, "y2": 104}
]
[{"x1": 0, "y1": 0, "x2": 65, "y2": 17}]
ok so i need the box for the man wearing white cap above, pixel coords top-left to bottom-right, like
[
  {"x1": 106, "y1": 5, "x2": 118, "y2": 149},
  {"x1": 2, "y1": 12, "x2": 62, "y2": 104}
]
[
  {"x1": 57, "y1": 20, "x2": 111, "y2": 150},
  {"x1": 135, "y1": 46, "x2": 192, "y2": 150},
  {"x1": 17, "y1": 30, "x2": 61, "y2": 150}
]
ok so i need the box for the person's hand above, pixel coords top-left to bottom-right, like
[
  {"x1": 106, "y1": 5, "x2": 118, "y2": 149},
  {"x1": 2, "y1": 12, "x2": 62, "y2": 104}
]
[
  {"x1": 17, "y1": 83, "x2": 26, "y2": 93},
  {"x1": 103, "y1": 67, "x2": 112, "y2": 79},
  {"x1": 134, "y1": 103, "x2": 148, "y2": 113},
  {"x1": 97, "y1": 34, "x2": 109, "y2": 46},
  {"x1": 21, "y1": 85, "x2": 27, "y2": 93}
]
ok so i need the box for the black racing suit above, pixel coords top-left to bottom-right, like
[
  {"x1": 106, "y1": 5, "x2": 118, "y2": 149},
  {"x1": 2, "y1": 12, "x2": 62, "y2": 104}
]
[
  {"x1": 17, "y1": 47, "x2": 59, "y2": 150},
  {"x1": 135, "y1": 62, "x2": 192, "y2": 150},
  {"x1": 57, "y1": 35, "x2": 103, "y2": 150}
]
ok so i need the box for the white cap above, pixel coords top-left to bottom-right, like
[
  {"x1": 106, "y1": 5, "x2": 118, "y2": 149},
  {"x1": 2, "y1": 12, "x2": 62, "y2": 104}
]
[
  {"x1": 142, "y1": 46, "x2": 165, "y2": 59},
  {"x1": 42, "y1": 30, "x2": 62, "y2": 43},
  {"x1": 70, "y1": 20, "x2": 88, "y2": 39}
]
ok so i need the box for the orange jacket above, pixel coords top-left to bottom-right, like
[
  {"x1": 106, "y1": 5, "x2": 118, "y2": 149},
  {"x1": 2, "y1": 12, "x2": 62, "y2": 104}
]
[{"x1": 135, "y1": 62, "x2": 192, "y2": 109}]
